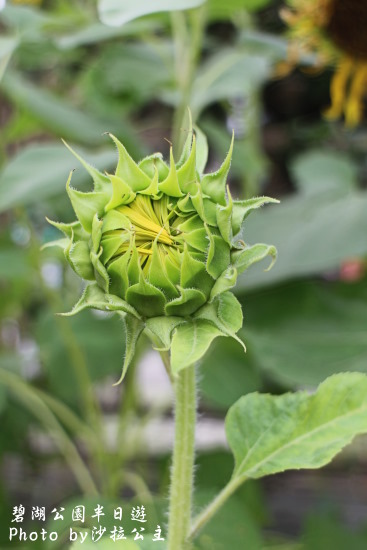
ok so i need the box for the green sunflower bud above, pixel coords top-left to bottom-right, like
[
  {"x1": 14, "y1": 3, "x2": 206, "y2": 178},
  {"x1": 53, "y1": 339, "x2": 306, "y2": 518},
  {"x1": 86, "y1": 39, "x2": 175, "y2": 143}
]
[{"x1": 46, "y1": 129, "x2": 278, "y2": 379}]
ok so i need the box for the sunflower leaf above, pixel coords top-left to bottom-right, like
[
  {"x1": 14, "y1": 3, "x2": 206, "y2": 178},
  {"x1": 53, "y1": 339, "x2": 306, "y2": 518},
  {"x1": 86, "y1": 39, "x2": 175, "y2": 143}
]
[{"x1": 226, "y1": 373, "x2": 367, "y2": 482}]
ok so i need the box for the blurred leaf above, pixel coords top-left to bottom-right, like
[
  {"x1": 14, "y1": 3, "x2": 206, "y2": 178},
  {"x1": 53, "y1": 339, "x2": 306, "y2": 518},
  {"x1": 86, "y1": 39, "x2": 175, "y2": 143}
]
[
  {"x1": 42, "y1": 495, "x2": 165, "y2": 549},
  {"x1": 69, "y1": 540, "x2": 144, "y2": 549},
  {"x1": 242, "y1": 279, "x2": 367, "y2": 387},
  {"x1": 237, "y1": 149, "x2": 364, "y2": 288},
  {"x1": 82, "y1": 43, "x2": 172, "y2": 115},
  {"x1": 195, "y1": 488, "x2": 263, "y2": 549},
  {"x1": 237, "y1": 191, "x2": 367, "y2": 289},
  {"x1": 0, "y1": 250, "x2": 34, "y2": 316},
  {"x1": 239, "y1": 30, "x2": 288, "y2": 60},
  {"x1": 200, "y1": 338, "x2": 262, "y2": 410},
  {"x1": 239, "y1": 0, "x2": 272, "y2": 10},
  {"x1": 291, "y1": 150, "x2": 358, "y2": 196},
  {"x1": 196, "y1": 452, "x2": 267, "y2": 525},
  {"x1": 200, "y1": 115, "x2": 268, "y2": 194},
  {"x1": 0, "y1": 360, "x2": 10, "y2": 415},
  {"x1": 69, "y1": 538, "x2": 163, "y2": 550},
  {"x1": 0, "y1": 367, "x2": 98, "y2": 495},
  {"x1": 0, "y1": 36, "x2": 17, "y2": 80},
  {"x1": 36, "y1": 310, "x2": 125, "y2": 408},
  {"x1": 0, "y1": 399, "x2": 30, "y2": 453},
  {"x1": 3, "y1": 109, "x2": 43, "y2": 144},
  {"x1": 209, "y1": 0, "x2": 272, "y2": 19},
  {"x1": 0, "y1": 5, "x2": 49, "y2": 34},
  {"x1": 0, "y1": 481, "x2": 13, "y2": 546},
  {"x1": 0, "y1": 352, "x2": 22, "y2": 374},
  {"x1": 0, "y1": 249, "x2": 32, "y2": 279},
  {"x1": 190, "y1": 50, "x2": 270, "y2": 115},
  {"x1": 0, "y1": 143, "x2": 117, "y2": 212},
  {"x1": 226, "y1": 373, "x2": 367, "y2": 480},
  {"x1": 303, "y1": 513, "x2": 367, "y2": 550},
  {"x1": 0, "y1": 5, "x2": 88, "y2": 41},
  {"x1": 1, "y1": 71, "x2": 120, "y2": 146},
  {"x1": 98, "y1": 0, "x2": 205, "y2": 27},
  {"x1": 262, "y1": 543, "x2": 304, "y2": 550},
  {"x1": 55, "y1": 19, "x2": 161, "y2": 49}
]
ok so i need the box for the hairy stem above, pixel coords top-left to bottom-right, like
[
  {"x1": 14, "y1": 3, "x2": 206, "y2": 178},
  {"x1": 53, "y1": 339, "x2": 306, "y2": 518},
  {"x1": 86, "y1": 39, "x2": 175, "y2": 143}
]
[{"x1": 167, "y1": 363, "x2": 197, "y2": 550}]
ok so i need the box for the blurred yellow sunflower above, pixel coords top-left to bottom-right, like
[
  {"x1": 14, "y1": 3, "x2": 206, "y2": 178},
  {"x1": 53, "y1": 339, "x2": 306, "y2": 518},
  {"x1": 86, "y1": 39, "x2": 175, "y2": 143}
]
[{"x1": 281, "y1": 0, "x2": 367, "y2": 127}]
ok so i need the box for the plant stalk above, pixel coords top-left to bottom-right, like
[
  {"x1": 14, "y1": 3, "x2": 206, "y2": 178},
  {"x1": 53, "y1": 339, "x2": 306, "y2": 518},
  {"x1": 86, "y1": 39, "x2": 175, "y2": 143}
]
[{"x1": 167, "y1": 363, "x2": 197, "y2": 550}]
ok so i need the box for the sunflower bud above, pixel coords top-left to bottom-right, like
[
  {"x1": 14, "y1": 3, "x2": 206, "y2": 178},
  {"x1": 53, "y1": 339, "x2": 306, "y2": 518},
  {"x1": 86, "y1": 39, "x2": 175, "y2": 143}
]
[{"x1": 46, "y1": 129, "x2": 277, "y2": 378}]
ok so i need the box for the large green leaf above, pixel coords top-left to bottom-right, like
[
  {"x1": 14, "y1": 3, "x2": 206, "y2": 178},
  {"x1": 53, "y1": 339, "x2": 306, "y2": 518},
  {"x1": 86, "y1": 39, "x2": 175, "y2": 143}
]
[
  {"x1": 98, "y1": 0, "x2": 205, "y2": 27},
  {"x1": 226, "y1": 373, "x2": 367, "y2": 482},
  {"x1": 240, "y1": 279, "x2": 367, "y2": 387},
  {"x1": 0, "y1": 143, "x2": 116, "y2": 212}
]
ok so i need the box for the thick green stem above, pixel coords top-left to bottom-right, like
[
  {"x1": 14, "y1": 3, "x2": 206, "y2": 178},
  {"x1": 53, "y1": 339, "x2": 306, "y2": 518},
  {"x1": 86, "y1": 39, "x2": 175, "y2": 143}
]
[
  {"x1": 189, "y1": 475, "x2": 245, "y2": 541},
  {"x1": 167, "y1": 364, "x2": 197, "y2": 550}
]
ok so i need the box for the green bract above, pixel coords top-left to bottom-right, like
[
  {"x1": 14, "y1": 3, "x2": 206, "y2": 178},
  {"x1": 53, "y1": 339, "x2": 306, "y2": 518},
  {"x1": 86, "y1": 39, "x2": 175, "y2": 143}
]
[{"x1": 46, "y1": 130, "x2": 278, "y2": 379}]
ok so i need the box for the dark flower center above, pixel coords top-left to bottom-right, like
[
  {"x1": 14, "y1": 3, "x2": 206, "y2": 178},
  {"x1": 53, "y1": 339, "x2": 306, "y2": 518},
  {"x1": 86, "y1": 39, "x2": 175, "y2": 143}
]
[{"x1": 326, "y1": 0, "x2": 367, "y2": 60}]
